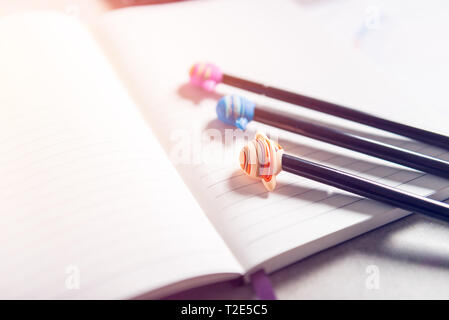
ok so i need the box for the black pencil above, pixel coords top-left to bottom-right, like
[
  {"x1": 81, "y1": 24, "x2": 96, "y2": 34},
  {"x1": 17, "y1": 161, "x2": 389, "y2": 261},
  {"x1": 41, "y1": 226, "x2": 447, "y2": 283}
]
[
  {"x1": 241, "y1": 133, "x2": 449, "y2": 223},
  {"x1": 282, "y1": 154, "x2": 449, "y2": 222},
  {"x1": 190, "y1": 62, "x2": 449, "y2": 150},
  {"x1": 217, "y1": 94, "x2": 449, "y2": 180}
]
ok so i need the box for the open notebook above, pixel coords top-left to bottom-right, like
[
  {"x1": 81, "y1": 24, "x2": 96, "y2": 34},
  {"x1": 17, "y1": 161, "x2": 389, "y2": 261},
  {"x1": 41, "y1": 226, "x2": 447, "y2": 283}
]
[{"x1": 2, "y1": 0, "x2": 449, "y2": 299}]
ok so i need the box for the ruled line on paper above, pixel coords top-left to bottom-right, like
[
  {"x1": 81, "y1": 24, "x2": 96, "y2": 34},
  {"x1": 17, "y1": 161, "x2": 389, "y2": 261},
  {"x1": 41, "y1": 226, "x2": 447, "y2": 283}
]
[
  {"x1": 0, "y1": 114, "x2": 76, "y2": 147},
  {"x1": 0, "y1": 129, "x2": 84, "y2": 156},
  {"x1": 215, "y1": 180, "x2": 261, "y2": 199},
  {"x1": 207, "y1": 142, "x2": 445, "y2": 236},
  {"x1": 202, "y1": 148, "x2": 321, "y2": 186},
  {"x1": 216, "y1": 149, "x2": 387, "y2": 212},
  {"x1": 227, "y1": 148, "x2": 436, "y2": 224},
  {"x1": 207, "y1": 149, "x2": 329, "y2": 193},
  {"x1": 0, "y1": 134, "x2": 105, "y2": 165},
  {"x1": 197, "y1": 139, "x2": 311, "y2": 181},
  {"x1": 206, "y1": 173, "x2": 245, "y2": 189},
  {"x1": 1, "y1": 162, "x2": 156, "y2": 223},
  {"x1": 212, "y1": 150, "x2": 346, "y2": 205},
  {"x1": 227, "y1": 161, "x2": 415, "y2": 225},
  {"x1": 52, "y1": 248, "x2": 227, "y2": 300},
  {"x1": 0, "y1": 190, "x2": 160, "y2": 262},
  {"x1": 0, "y1": 149, "x2": 137, "y2": 194},
  {"x1": 200, "y1": 166, "x2": 230, "y2": 179},
  {"x1": 245, "y1": 172, "x2": 428, "y2": 246},
  {"x1": 0, "y1": 140, "x2": 119, "y2": 178},
  {"x1": 239, "y1": 172, "x2": 427, "y2": 235}
]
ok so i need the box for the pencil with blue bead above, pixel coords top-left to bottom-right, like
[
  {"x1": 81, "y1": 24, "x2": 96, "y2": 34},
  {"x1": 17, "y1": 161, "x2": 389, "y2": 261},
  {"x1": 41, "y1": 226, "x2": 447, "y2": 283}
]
[
  {"x1": 215, "y1": 94, "x2": 449, "y2": 180},
  {"x1": 189, "y1": 62, "x2": 449, "y2": 150}
]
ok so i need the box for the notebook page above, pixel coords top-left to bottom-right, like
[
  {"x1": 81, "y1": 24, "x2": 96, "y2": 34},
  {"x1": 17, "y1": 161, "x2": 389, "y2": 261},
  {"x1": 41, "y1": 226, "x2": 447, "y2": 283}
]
[
  {"x1": 0, "y1": 12, "x2": 242, "y2": 299},
  {"x1": 98, "y1": 0, "x2": 449, "y2": 272}
]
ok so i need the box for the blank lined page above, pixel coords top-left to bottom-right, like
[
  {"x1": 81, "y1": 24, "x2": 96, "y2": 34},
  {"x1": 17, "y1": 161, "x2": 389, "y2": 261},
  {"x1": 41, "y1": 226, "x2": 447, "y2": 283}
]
[
  {"x1": 99, "y1": 0, "x2": 449, "y2": 272},
  {"x1": 0, "y1": 12, "x2": 242, "y2": 299}
]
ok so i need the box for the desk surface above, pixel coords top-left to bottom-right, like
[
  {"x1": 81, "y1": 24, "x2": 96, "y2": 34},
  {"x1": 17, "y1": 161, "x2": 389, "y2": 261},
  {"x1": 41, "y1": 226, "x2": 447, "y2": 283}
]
[{"x1": 4, "y1": 0, "x2": 449, "y2": 300}]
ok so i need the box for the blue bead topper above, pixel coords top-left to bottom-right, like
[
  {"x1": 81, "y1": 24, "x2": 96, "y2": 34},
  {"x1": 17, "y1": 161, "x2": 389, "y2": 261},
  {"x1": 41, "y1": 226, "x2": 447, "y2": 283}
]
[{"x1": 216, "y1": 95, "x2": 255, "y2": 130}]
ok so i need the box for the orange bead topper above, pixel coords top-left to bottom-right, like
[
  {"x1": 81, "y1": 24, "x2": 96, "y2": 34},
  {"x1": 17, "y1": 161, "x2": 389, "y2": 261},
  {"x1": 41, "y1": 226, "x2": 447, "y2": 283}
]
[{"x1": 239, "y1": 133, "x2": 283, "y2": 191}]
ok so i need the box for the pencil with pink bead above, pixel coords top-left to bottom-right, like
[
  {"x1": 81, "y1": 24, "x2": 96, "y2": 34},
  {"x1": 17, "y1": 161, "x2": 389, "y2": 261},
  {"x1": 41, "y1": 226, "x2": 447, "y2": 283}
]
[{"x1": 189, "y1": 62, "x2": 449, "y2": 150}]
